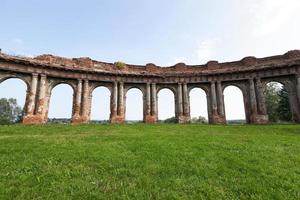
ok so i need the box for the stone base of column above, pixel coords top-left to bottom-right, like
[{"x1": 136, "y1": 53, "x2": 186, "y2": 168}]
[
  {"x1": 110, "y1": 115, "x2": 125, "y2": 124},
  {"x1": 209, "y1": 115, "x2": 226, "y2": 125},
  {"x1": 144, "y1": 115, "x2": 157, "y2": 124},
  {"x1": 71, "y1": 115, "x2": 90, "y2": 124},
  {"x1": 177, "y1": 115, "x2": 191, "y2": 124},
  {"x1": 23, "y1": 114, "x2": 48, "y2": 124},
  {"x1": 250, "y1": 114, "x2": 269, "y2": 124}
]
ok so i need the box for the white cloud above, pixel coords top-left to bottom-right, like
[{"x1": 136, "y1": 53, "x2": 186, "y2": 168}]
[
  {"x1": 166, "y1": 38, "x2": 220, "y2": 66},
  {"x1": 251, "y1": 0, "x2": 300, "y2": 36},
  {"x1": 12, "y1": 38, "x2": 23, "y2": 45},
  {"x1": 195, "y1": 38, "x2": 220, "y2": 63}
]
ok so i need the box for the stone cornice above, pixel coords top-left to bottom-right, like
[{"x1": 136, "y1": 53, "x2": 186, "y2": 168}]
[{"x1": 0, "y1": 50, "x2": 300, "y2": 78}]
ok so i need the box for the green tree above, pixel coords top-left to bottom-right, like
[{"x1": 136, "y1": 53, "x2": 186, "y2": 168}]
[
  {"x1": 163, "y1": 116, "x2": 177, "y2": 123},
  {"x1": 191, "y1": 116, "x2": 208, "y2": 124},
  {"x1": 277, "y1": 87, "x2": 292, "y2": 121},
  {"x1": 265, "y1": 83, "x2": 281, "y2": 122},
  {"x1": 265, "y1": 82, "x2": 291, "y2": 122},
  {"x1": 0, "y1": 98, "x2": 23, "y2": 125}
]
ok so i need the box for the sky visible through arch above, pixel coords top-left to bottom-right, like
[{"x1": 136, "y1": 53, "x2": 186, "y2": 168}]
[{"x1": 0, "y1": 0, "x2": 299, "y2": 120}]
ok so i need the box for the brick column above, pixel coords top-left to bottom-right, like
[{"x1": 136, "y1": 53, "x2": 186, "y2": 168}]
[
  {"x1": 151, "y1": 83, "x2": 157, "y2": 117},
  {"x1": 111, "y1": 81, "x2": 125, "y2": 123},
  {"x1": 144, "y1": 82, "x2": 156, "y2": 123},
  {"x1": 146, "y1": 83, "x2": 151, "y2": 116},
  {"x1": 26, "y1": 73, "x2": 38, "y2": 115},
  {"x1": 249, "y1": 79, "x2": 257, "y2": 116},
  {"x1": 288, "y1": 77, "x2": 300, "y2": 123},
  {"x1": 216, "y1": 81, "x2": 226, "y2": 124},
  {"x1": 177, "y1": 83, "x2": 183, "y2": 117},
  {"x1": 111, "y1": 81, "x2": 118, "y2": 117},
  {"x1": 183, "y1": 83, "x2": 190, "y2": 116},
  {"x1": 118, "y1": 82, "x2": 124, "y2": 116},
  {"x1": 71, "y1": 79, "x2": 83, "y2": 123},
  {"x1": 255, "y1": 78, "x2": 267, "y2": 115},
  {"x1": 248, "y1": 78, "x2": 268, "y2": 124},
  {"x1": 36, "y1": 74, "x2": 48, "y2": 123},
  {"x1": 208, "y1": 81, "x2": 226, "y2": 124},
  {"x1": 216, "y1": 82, "x2": 225, "y2": 116},
  {"x1": 209, "y1": 82, "x2": 222, "y2": 124},
  {"x1": 297, "y1": 76, "x2": 300, "y2": 112},
  {"x1": 210, "y1": 82, "x2": 218, "y2": 116},
  {"x1": 77, "y1": 79, "x2": 91, "y2": 123},
  {"x1": 23, "y1": 74, "x2": 40, "y2": 124}
]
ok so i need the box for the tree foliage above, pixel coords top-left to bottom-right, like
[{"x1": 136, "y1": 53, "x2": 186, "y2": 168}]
[
  {"x1": 163, "y1": 116, "x2": 177, "y2": 123},
  {"x1": 265, "y1": 83, "x2": 291, "y2": 122},
  {"x1": 0, "y1": 98, "x2": 23, "y2": 125},
  {"x1": 277, "y1": 87, "x2": 292, "y2": 121},
  {"x1": 191, "y1": 116, "x2": 208, "y2": 124}
]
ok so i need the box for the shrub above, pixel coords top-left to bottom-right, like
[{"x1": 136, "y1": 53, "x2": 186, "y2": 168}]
[{"x1": 114, "y1": 61, "x2": 126, "y2": 69}]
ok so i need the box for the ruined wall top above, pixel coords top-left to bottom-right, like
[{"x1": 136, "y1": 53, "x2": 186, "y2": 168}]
[{"x1": 0, "y1": 50, "x2": 300, "y2": 77}]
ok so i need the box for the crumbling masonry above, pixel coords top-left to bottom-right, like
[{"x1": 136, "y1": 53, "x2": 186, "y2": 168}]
[{"x1": 0, "y1": 50, "x2": 300, "y2": 124}]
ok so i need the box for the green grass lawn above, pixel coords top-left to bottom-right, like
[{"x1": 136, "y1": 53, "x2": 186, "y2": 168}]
[{"x1": 0, "y1": 124, "x2": 299, "y2": 200}]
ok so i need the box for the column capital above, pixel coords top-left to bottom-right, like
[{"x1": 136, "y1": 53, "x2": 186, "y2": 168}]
[
  {"x1": 32, "y1": 73, "x2": 38, "y2": 77},
  {"x1": 40, "y1": 74, "x2": 47, "y2": 78}
]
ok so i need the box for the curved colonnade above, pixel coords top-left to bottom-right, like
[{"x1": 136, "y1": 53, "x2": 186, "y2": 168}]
[{"x1": 0, "y1": 50, "x2": 300, "y2": 124}]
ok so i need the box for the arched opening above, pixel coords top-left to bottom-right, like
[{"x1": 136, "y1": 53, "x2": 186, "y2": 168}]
[
  {"x1": 189, "y1": 88, "x2": 208, "y2": 123},
  {"x1": 157, "y1": 88, "x2": 175, "y2": 122},
  {"x1": 224, "y1": 86, "x2": 246, "y2": 124},
  {"x1": 265, "y1": 82, "x2": 291, "y2": 123},
  {"x1": 91, "y1": 86, "x2": 111, "y2": 123},
  {"x1": 0, "y1": 78, "x2": 27, "y2": 124},
  {"x1": 125, "y1": 88, "x2": 143, "y2": 123},
  {"x1": 48, "y1": 84, "x2": 73, "y2": 123}
]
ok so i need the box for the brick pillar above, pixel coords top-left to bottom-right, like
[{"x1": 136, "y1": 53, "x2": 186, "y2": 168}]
[
  {"x1": 176, "y1": 83, "x2": 183, "y2": 123},
  {"x1": 288, "y1": 78, "x2": 300, "y2": 123},
  {"x1": 36, "y1": 75, "x2": 48, "y2": 123},
  {"x1": 255, "y1": 78, "x2": 269, "y2": 124},
  {"x1": 255, "y1": 78, "x2": 267, "y2": 115},
  {"x1": 23, "y1": 74, "x2": 39, "y2": 124},
  {"x1": 111, "y1": 81, "x2": 125, "y2": 123},
  {"x1": 297, "y1": 76, "x2": 300, "y2": 114},
  {"x1": 71, "y1": 79, "x2": 83, "y2": 124},
  {"x1": 249, "y1": 79, "x2": 257, "y2": 116},
  {"x1": 81, "y1": 79, "x2": 91, "y2": 123},
  {"x1": 23, "y1": 74, "x2": 49, "y2": 124},
  {"x1": 144, "y1": 82, "x2": 157, "y2": 123},
  {"x1": 211, "y1": 82, "x2": 218, "y2": 115},
  {"x1": 209, "y1": 81, "x2": 225, "y2": 124},
  {"x1": 216, "y1": 81, "x2": 226, "y2": 124},
  {"x1": 248, "y1": 78, "x2": 268, "y2": 124},
  {"x1": 176, "y1": 83, "x2": 191, "y2": 123},
  {"x1": 26, "y1": 73, "x2": 38, "y2": 115},
  {"x1": 110, "y1": 81, "x2": 118, "y2": 119},
  {"x1": 151, "y1": 83, "x2": 158, "y2": 122}
]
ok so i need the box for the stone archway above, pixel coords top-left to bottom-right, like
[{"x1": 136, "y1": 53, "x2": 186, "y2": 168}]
[
  {"x1": 223, "y1": 85, "x2": 246, "y2": 124},
  {"x1": 48, "y1": 83, "x2": 74, "y2": 122},
  {"x1": 91, "y1": 86, "x2": 111, "y2": 123},
  {"x1": 157, "y1": 88, "x2": 175, "y2": 121}
]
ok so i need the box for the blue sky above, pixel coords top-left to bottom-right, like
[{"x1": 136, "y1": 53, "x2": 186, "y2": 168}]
[{"x1": 0, "y1": 0, "x2": 299, "y2": 120}]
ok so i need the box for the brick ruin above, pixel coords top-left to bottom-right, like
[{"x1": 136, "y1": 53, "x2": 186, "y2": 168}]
[{"x1": 0, "y1": 50, "x2": 300, "y2": 124}]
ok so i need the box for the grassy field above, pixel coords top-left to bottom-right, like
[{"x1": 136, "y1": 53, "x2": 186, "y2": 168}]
[{"x1": 0, "y1": 124, "x2": 299, "y2": 200}]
